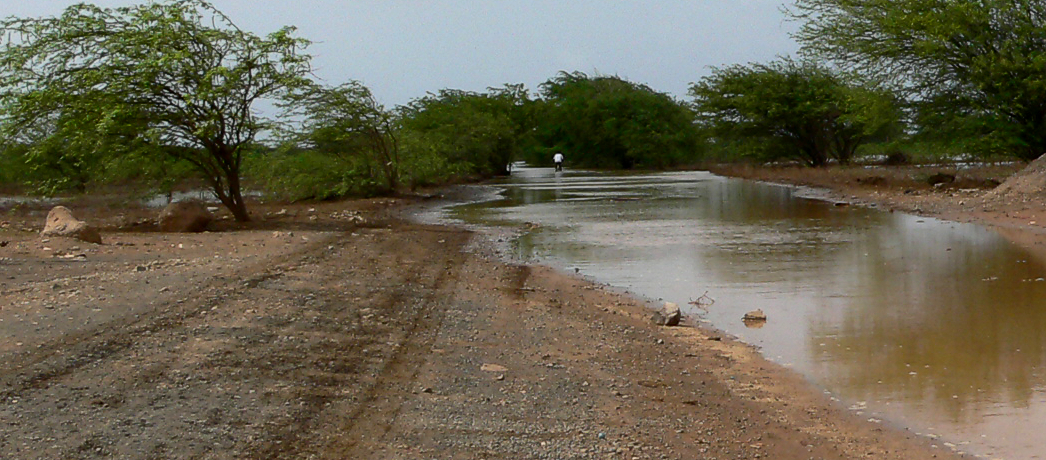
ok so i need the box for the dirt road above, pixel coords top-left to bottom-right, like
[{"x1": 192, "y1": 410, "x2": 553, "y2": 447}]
[{"x1": 0, "y1": 197, "x2": 962, "y2": 459}]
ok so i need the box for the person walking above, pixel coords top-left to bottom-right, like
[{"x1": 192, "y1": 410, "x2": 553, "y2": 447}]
[{"x1": 553, "y1": 152, "x2": 564, "y2": 172}]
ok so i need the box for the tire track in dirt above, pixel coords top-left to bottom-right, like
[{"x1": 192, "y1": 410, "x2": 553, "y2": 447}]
[
  {"x1": 0, "y1": 235, "x2": 340, "y2": 401},
  {"x1": 247, "y1": 224, "x2": 473, "y2": 458},
  {"x1": 0, "y1": 231, "x2": 362, "y2": 458},
  {"x1": 337, "y1": 228, "x2": 470, "y2": 450}
]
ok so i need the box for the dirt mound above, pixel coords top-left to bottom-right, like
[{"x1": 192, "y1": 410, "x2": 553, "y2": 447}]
[
  {"x1": 985, "y1": 154, "x2": 1046, "y2": 201},
  {"x1": 158, "y1": 200, "x2": 213, "y2": 232}
]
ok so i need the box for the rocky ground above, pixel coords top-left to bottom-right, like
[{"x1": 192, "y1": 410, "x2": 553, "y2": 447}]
[{"x1": 0, "y1": 175, "x2": 1002, "y2": 459}]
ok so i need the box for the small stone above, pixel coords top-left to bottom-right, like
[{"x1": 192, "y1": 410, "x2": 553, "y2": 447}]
[
  {"x1": 651, "y1": 302, "x2": 681, "y2": 326},
  {"x1": 743, "y1": 309, "x2": 767, "y2": 321},
  {"x1": 481, "y1": 363, "x2": 508, "y2": 373}
]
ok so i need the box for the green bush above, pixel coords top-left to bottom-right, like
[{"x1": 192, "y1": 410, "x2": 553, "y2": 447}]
[
  {"x1": 246, "y1": 150, "x2": 386, "y2": 201},
  {"x1": 0, "y1": 144, "x2": 31, "y2": 191},
  {"x1": 532, "y1": 72, "x2": 702, "y2": 169}
]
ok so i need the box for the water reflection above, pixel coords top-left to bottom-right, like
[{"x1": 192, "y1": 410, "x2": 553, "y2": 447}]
[{"x1": 448, "y1": 167, "x2": 1046, "y2": 459}]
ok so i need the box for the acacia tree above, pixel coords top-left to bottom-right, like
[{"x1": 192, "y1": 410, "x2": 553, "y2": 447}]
[
  {"x1": 790, "y1": 0, "x2": 1046, "y2": 160},
  {"x1": 0, "y1": 0, "x2": 313, "y2": 221},
  {"x1": 689, "y1": 60, "x2": 898, "y2": 166},
  {"x1": 278, "y1": 82, "x2": 400, "y2": 193}
]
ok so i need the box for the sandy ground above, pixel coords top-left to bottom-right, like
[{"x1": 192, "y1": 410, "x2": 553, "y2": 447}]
[{"x1": 0, "y1": 175, "x2": 994, "y2": 459}]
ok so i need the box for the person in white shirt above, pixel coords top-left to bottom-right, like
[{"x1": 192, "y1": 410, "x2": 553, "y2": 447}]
[{"x1": 553, "y1": 152, "x2": 564, "y2": 171}]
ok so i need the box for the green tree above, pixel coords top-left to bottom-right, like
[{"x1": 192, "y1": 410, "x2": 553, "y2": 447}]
[
  {"x1": 0, "y1": 143, "x2": 28, "y2": 188},
  {"x1": 1, "y1": 113, "x2": 101, "y2": 195},
  {"x1": 790, "y1": 0, "x2": 1046, "y2": 160},
  {"x1": 0, "y1": 91, "x2": 166, "y2": 195},
  {"x1": 398, "y1": 86, "x2": 533, "y2": 185},
  {"x1": 689, "y1": 60, "x2": 899, "y2": 166},
  {"x1": 0, "y1": 0, "x2": 312, "y2": 220},
  {"x1": 274, "y1": 82, "x2": 400, "y2": 195},
  {"x1": 535, "y1": 72, "x2": 701, "y2": 169}
]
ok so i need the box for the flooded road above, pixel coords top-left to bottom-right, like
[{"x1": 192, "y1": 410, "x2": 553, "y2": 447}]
[{"x1": 447, "y1": 167, "x2": 1046, "y2": 459}]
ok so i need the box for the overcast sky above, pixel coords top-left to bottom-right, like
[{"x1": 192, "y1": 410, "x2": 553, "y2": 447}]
[{"x1": 5, "y1": 1, "x2": 799, "y2": 106}]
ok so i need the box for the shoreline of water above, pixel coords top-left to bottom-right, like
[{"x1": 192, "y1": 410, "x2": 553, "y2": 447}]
[{"x1": 435, "y1": 167, "x2": 1046, "y2": 460}]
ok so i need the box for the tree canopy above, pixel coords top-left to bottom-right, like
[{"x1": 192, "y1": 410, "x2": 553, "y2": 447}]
[
  {"x1": 534, "y1": 72, "x2": 701, "y2": 169},
  {"x1": 0, "y1": 0, "x2": 313, "y2": 220},
  {"x1": 689, "y1": 60, "x2": 899, "y2": 166},
  {"x1": 275, "y1": 82, "x2": 400, "y2": 196},
  {"x1": 397, "y1": 85, "x2": 534, "y2": 183},
  {"x1": 790, "y1": 0, "x2": 1046, "y2": 160}
]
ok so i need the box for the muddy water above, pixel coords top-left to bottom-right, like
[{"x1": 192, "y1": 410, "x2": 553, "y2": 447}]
[{"x1": 448, "y1": 167, "x2": 1046, "y2": 459}]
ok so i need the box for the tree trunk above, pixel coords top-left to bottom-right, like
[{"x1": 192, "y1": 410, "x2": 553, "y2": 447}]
[
  {"x1": 224, "y1": 172, "x2": 250, "y2": 222},
  {"x1": 209, "y1": 160, "x2": 251, "y2": 223}
]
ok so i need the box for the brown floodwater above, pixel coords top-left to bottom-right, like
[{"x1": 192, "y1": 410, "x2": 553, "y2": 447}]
[{"x1": 447, "y1": 167, "x2": 1046, "y2": 459}]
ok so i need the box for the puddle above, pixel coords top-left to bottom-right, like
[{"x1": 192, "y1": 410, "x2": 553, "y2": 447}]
[
  {"x1": 141, "y1": 189, "x2": 218, "y2": 208},
  {"x1": 0, "y1": 196, "x2": 57, "y2": 207},
  {"x1": 1, "y1": 189, "x2": 218, "y2": 209},
  {"x1": 444, "y1": 166, "x2": 1046, "y2": 459}
]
